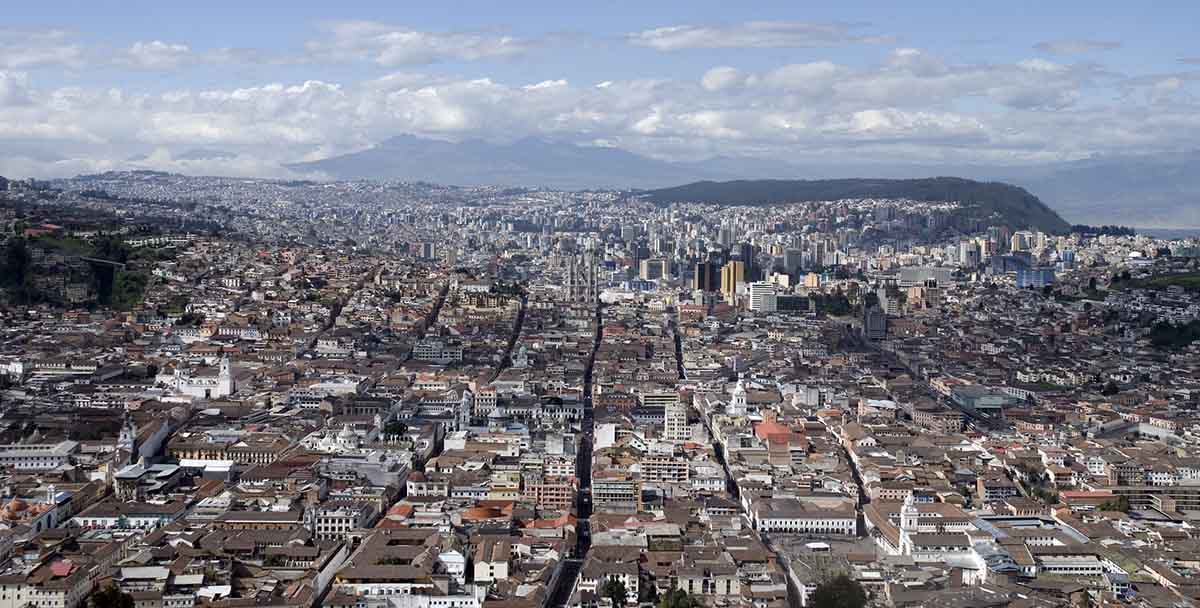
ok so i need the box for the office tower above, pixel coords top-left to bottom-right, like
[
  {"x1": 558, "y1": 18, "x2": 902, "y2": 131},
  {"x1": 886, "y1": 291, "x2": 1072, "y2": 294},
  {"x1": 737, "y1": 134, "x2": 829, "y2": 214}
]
[
  {"x1": 720, "y1": 260, "x2": 745, "y2": 301},
  {"x1": 693, "y1": 261, "x2": 718, "y2": 292},
  {"x1": 663, "y1": 399, "x2": 690, "y2": 442},
  {"x1": 639, "y1": 257, "x2": 668, "y2": 281},
  {"x1": 737, "y1": 242, "x2": 756, "y2": 279},
  {"x1": 959, "y1": 240, "x2": 981, "y2": 268},
  {"x1": 717, "y1": 226, "x2": 733, "y2": 248},
  {"x1": 417, "y1": 241, "x2": 437, "y2": 260},
  {"x1": 748, "y1": 282, "x2": 778, "y2": 312},
  {"x1": 863, "y1": 306, "x2": 887, "y2": 341}
]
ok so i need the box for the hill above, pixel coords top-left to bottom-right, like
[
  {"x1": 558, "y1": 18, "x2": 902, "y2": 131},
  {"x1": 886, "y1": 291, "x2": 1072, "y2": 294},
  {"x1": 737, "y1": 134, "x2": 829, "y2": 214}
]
[{"x1": 643, "y1": 177, "x2": 1070, "y2": 233}]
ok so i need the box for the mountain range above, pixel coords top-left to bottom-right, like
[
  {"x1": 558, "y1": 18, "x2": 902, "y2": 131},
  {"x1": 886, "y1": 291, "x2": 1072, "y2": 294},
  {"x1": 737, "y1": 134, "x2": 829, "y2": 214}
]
[
  {"x1": 288, "y1": 135, "x2": 1200, "y2": 228},
  {"x1": 288, "y1": 135, "x2": 798, "y2": 190}
]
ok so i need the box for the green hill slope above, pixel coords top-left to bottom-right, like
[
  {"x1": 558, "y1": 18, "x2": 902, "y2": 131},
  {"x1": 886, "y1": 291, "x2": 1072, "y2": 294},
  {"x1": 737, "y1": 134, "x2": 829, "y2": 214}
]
[{"x1": 643, "y1": 177, "x2": 1070, "y2": 233}]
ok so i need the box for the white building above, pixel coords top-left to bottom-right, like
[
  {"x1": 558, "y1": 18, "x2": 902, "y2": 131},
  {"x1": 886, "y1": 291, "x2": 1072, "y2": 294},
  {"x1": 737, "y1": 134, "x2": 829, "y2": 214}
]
[
  {"x1": 313, "y1": 501, "x2": 377, "y2": 540},
  {"x1": 748, "y1": 282, "x2": 778, "y2": 312},
  {"x1": 0, "y1": 441, "x2": 79, "y2": 471},
  {"x1": 472, "y1": 538, "x2": 511, "y2": 583},
  {"x1": 663, "y1": 400, "x2": 691, "y2": 443},
  {"x1": 413, "y1": 339, "x2": 464, "y2": 364},
  {"x1": 751, "y1": 498, "x2": 857, "y2": 535},
  {"x1": 159, "y1": 356, "x2": 235, "y2": 399}
]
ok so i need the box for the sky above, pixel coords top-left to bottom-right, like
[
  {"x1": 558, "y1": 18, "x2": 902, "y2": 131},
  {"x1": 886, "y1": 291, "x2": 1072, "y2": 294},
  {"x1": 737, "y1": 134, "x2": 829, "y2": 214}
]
[{"x1": 1, "y1": 0, "x2": 1198, "y2": 179}]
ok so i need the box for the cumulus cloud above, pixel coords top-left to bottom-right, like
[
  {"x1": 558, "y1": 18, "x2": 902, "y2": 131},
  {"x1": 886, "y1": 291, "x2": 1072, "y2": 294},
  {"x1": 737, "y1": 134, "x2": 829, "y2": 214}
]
[
  {"x1": 762, "y1": 61, "x2": 842, "y2": 93},
  {"x1": 0, "y1": 44, "x2": 1195, "y2": 178},
  {"x1": 700, "y1": 67, "x2": 741, "y2": 91},
  {"x1": 122, "y1": 40, "x2": 192, "y2": 69},
  {"x1": 1034, "y1": 39, "x2": 1121, "y2": 55},
  {"x1": 629, "y1": 21, "x2": 892, "y2": 51},
  {"x1": 306, "y1": 20, "x2": 530, "y2": 66}
]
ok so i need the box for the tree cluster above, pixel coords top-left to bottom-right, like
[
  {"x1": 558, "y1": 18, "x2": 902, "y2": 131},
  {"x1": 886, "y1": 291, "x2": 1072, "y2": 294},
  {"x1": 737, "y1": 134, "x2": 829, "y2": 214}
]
[
  {"x1": 1149, "y1": 320, "x2": 1200, "y2": 350},
  {"x1": 1071, "y1": 224, "x2": 1136, "y2": 236}
]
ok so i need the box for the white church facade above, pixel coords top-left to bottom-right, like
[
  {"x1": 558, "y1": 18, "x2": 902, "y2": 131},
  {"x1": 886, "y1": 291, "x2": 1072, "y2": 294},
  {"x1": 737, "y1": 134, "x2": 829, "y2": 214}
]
[{"x1": 157, "y1": 355, "x2": 236, "y2": 400}]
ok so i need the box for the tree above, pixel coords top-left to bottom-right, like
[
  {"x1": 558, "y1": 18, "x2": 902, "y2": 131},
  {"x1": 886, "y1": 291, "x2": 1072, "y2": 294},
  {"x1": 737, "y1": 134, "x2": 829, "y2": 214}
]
[
  {"x1": 90, "y1": 584, "x2": 134, "y2": 608},
  {"x1": 810, "y1": 575, "x2": 867, "y2": 608},
  {"x1": 1, "y1": 238, "x2": 31, "y2": 287},
  {"x1": 1098, "y1": 496, "x2": 1131, "y2": 513},
  {"x1": 657, "y1": 589, "x2": 700, "y2": 608},
  {"x1": 383, "y1": 420, "x2": 408, "y2": 437},
  {"x1": 600, "y1": 578, "x2": 628, "y2": 607}
]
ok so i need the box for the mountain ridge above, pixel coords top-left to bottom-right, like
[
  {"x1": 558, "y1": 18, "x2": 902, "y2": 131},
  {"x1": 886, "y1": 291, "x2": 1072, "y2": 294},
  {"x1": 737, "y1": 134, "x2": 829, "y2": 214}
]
[{"x1": 287, "y1": 135, "x2": 719, "y2": 189}]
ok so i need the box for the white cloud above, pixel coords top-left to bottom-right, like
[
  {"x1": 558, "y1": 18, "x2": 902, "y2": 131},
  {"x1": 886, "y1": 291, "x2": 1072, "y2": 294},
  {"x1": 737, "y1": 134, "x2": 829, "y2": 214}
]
[
  {"x1": 307, "y1": 21, "x2": 530, "y2": 66},
  {"x1": 0, "y1": 28, "x2": 85, "y2": 69},
  {"x1": 762, "y1": 61, "x2": 841, "y2": 93},
  {"x1": 0, "y1": 71, "x2": 32, "y2": 106},
  {"x1": 700, "y1": 67, "x2": 742, "y2": 92},
  {"x1": 629, "y1": 21, "x2": 892, "y2": 51},
  {"x1": 1034, "y1": 39, "x2": 1121, "y2": 55},
  {"x1": 0, "y1": 45, "x2": 1195, "y2": 179},
  {"x1": 122, "y1": 40, "x2": 192, "y2": 69}
]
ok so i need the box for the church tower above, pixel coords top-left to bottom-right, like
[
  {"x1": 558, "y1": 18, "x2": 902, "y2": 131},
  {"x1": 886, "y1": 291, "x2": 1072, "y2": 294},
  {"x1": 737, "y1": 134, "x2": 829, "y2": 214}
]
[
  {"x1": 117, "y1": 414, "x2": 138, "y2": 467},
  {"x1": 729, "y1": 379, "x2": 748, "y2": 416},
  {"x1": 458, "y1": 390, "x2": 473, "y2": 431},
  {"x1": 900, "y1": 494, "x2": 919, "y2": 534},
  {"x1": 217, "y1": 355, "x2": 235, "y2": 397}
]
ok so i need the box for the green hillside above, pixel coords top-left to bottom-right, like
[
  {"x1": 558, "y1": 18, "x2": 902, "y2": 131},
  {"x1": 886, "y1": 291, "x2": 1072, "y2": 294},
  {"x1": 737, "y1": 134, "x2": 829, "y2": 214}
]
[{"x1": 643, "y1": 177, "x2": 1070, "y2": 233}]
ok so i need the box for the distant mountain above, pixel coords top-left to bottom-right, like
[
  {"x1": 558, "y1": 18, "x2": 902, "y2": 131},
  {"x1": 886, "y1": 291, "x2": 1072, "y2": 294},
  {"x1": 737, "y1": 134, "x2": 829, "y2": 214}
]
[
  {"x1": 176, "y1": 148, "x2": 237, "y2": 161},
  {"x1": 288, "y1": 135, "x2": 727, "y2": 189},
  {"x1": 644, "y1": 177, "x2": 1071, "y2": 233},
  {"x1": 1006, "y1": 152, "x2": 1200, "y2": 228},
  {"x1": 249, "y1": 133, "x2": 1200, "y2": 227}
]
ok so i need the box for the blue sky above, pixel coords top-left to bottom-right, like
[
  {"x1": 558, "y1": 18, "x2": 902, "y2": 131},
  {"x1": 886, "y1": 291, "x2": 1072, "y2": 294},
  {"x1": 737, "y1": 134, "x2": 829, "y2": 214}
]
[{"x1": 0, "y1": 1, "x2": 1197, "y2": 178}]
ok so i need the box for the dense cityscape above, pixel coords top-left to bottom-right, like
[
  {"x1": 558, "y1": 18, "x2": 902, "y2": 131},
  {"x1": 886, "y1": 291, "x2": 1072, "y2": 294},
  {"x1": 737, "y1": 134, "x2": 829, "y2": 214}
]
[
  {"x1": 0, "y1": 169, "x2": 1198, "y2": 608},
  {"x1": 2, "y1": 2, "x2": 1199, "y2": 607}
]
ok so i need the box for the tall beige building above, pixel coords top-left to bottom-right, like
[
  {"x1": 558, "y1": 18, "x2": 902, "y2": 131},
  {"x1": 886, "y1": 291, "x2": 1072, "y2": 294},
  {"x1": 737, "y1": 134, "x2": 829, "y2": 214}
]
[{"x1": 720, "y1": 260, "x2": 745, "y2": 302}]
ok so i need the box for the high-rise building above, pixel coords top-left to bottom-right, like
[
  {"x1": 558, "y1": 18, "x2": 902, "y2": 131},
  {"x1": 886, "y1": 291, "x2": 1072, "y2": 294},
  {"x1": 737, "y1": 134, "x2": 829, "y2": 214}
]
[
  {"x1": 639, "y1": 257, "x2": 668, "y2": 281},
  {"x1": 863, "y1": 306, "x2": 887, "y2": 341},
  {"x1": 720, "y1": 261, "x2": 745, "y2": 301},
  {"x1": 717, "y1": 226, "x2": 733, "y2": 248},
  {"x1": 748, "y1": 282, "x2": 778, "y2": 313},
  {"x1": 418, "y1": 241, "x2": 437, "y2": 260},
  {"x1": 959, "y1": 240, "x2": 981, "y2": 268},
  {"x1": 663, "y1": 399, "x2": 691, "y2": 442},
  {"x1": 693, "y1": 261, "x2": 718, "y2": 292},
  {"x1": 737, "y1": 242, "x2": 757, "y2": 280},
  {"x1": 784, "y1": 248, "x2": 803, "y2": 274},
  {"x1": 1016, "y1": 267, "x2": 1056, "y2": 289}
]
